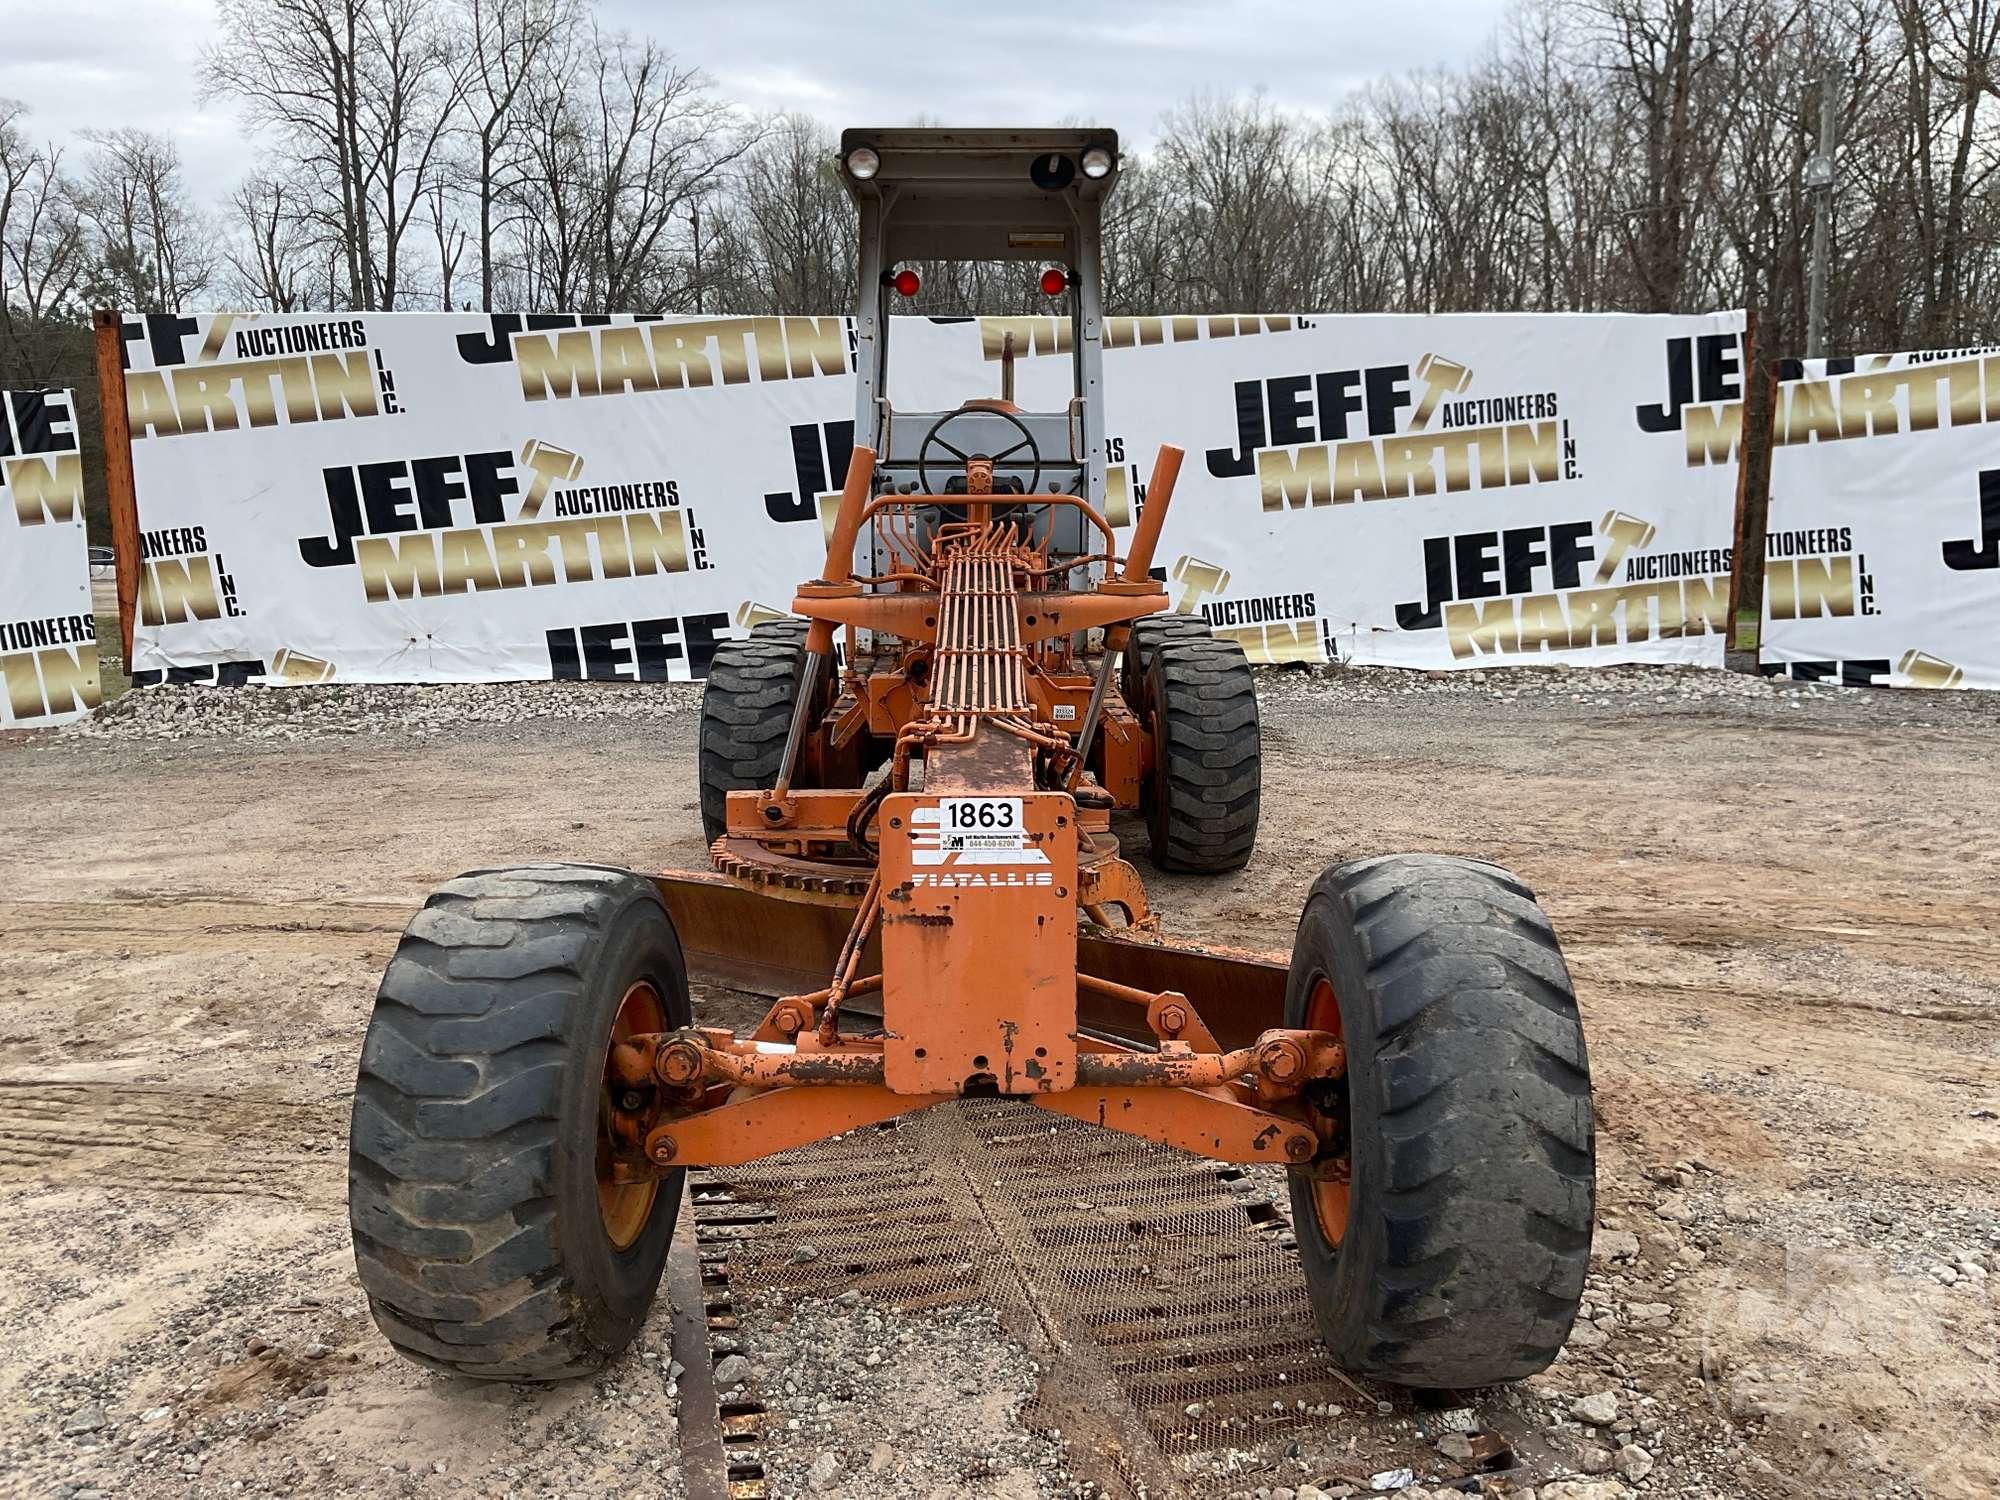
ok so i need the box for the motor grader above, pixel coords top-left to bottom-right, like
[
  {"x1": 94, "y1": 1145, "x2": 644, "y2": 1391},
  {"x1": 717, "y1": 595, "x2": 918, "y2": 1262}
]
[{"x1": 348, "y1": 128, "x2": 1595, "y2": 1394}]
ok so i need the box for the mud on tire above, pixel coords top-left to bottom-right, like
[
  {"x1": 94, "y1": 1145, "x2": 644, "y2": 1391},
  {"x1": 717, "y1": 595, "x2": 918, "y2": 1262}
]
[
  {"x1": 1284, "y1": 854, "x2": 1594, "y2": 1388},
  {"x1": 698, "y1": 618, "x2": 810, "y2": 845},
  {"x1": 348, "y1": 864, "x2": 690, "y2": 1381},
  {"x1": 1142, "y1": 635, "x2": 1260, "y2": 872}
]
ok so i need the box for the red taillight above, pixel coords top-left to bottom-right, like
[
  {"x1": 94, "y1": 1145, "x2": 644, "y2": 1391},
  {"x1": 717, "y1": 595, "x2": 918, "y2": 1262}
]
[
  {"x1": 1040, "y1": 266, "x2": 1068, "y2": 296},
  {"x1": 892, "y1": 268, "x2": 921, "y2": 297}
]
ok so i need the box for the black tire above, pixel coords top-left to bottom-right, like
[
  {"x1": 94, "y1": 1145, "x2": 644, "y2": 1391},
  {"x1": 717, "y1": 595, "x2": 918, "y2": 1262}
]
[
  {"x1": 1142, "y1": 636, "x2": 1260, "y2": 872},
  {"x1": 698, "y1": 619, "x2": 810, "y2": 845},
  {"x1": 348, "y1": 864, "x2": 691, "y2": 1381},
  {"x1": 1120, "y1": 613, "x2": 1211, "y2": 725},
  {"x1": 1283, "y1": 855, "x2": 1594, "y2": 1389}
]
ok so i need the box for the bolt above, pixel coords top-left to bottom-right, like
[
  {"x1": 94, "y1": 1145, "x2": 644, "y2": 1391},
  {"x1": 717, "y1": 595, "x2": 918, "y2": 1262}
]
[
  {"x1": 648, "y1": 1134, "x2": 678, "y2": 1165},
  {"x1": 1285, "y1": 1133, "x2": 1317, "y2": 1163},
  {"x1": 619, "y1": 1091, "x2": 646, "y2": 1111},
  {"x1": 772, "y1": 1005, "x2": 806, "y2": 1036},
  {"x1": 656, "y1": 1039, "x2": 704, "y2": 1087},
  {"x1": 1157, "y1": 1004, "x2": 1188, "y2": 1035},
  {"x1": 1258, "y1": 1039, "x2": 1305, "y2": 1083}
]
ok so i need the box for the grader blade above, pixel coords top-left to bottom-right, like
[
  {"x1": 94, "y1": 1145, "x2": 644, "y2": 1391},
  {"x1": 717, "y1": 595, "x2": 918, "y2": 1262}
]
[{"x1": 651, "y1": 867, "x2": 1286, "y2": 1048}]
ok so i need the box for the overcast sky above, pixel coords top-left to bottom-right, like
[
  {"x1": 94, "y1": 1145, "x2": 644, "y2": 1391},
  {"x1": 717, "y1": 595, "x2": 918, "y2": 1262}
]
[{"x1": 0, "y1": 0, "x2": 1515, "y2": 204}]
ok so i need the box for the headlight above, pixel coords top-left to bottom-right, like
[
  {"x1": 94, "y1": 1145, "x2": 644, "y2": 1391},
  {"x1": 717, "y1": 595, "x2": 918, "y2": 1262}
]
[
  {"x1": 846, "y1": 146, "x2": 880, "y2": 180},
  {"x1": 1080, "y1": 146, "x2": 1114, "y2": 179}
]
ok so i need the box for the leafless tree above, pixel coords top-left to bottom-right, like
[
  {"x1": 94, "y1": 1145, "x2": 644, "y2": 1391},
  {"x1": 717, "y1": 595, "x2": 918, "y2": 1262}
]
[
  {"x1": 204, "y1": 0, "x2": 471, "y2": 309},
  {"x1": 0, "y1": 100, "x2": 88, "y2": 385},
  {"x1": 76, "y1": 128, "x2": 217, "y2": 312}
]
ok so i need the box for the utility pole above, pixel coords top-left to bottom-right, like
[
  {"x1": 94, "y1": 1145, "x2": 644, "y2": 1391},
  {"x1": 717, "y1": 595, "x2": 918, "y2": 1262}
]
[
  {"x1": 691, "y1": 200, "x2": 703, "y2": 315},
  {"x1": 1805, "y1": 65, "x2": 1839, "y2": 359}
]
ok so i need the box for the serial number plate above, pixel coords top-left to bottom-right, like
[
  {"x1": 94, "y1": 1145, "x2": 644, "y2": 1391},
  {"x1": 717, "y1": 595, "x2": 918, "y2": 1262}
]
[{"x1": 938, "y1": 797, "x2": 1024, "y2": 852}]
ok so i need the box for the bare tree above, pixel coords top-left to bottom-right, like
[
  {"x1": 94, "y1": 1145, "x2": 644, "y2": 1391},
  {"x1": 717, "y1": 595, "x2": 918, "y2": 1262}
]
[
  {"x1": 0, "y1": 100, "x2": 88, "y2": 384},
  {"x1": 205, "y1": 0, "x2": 470, "y2": 309},
  {"x1": 76, "y1": 128, "x2": 217, "y2": 312},
  {"x1": 459, "y1": 0, "x2": 576, "y2": 309}
]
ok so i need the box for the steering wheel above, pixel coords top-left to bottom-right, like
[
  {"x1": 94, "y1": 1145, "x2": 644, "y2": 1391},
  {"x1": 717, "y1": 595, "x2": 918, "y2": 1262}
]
[{"x1": 917, "y1": 404, "x2": 1043, "y2": 497}]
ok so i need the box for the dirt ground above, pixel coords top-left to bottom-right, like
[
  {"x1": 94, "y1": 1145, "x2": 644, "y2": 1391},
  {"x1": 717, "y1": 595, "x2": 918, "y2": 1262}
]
[{"x1": 1, "y1": 667, "x2": 1996, "y2": 1499}]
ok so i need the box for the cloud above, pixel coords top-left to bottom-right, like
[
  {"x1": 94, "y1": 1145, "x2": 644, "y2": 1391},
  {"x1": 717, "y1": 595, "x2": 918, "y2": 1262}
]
[{"x1": 0, "y1": 0, "x2": 1512, "y2": 206}]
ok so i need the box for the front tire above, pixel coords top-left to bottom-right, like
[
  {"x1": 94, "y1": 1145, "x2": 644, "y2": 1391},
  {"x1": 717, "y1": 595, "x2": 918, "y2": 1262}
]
[
  {"x1": 1142, "y1": 635, "x2": 1260, "y2": 871},
  {"x1": 698, "y1": 619, "x2": 810, "y2": 846},
  {"x1": 348, "y1": 864, "x2": 690, "y2": 1381},
  {"x1": 1284, "y1": 855, "x2": 1594, "y2": 1388}
]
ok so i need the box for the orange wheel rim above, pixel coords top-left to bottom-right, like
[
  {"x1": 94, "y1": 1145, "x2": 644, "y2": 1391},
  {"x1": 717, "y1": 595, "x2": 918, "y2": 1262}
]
[
  {"x1": 1304, "y1": 975, "x2": 1351, "y2": 1249},
  {"x1": 598, "y1": 979, "x2": 665, "y2": 1250}
]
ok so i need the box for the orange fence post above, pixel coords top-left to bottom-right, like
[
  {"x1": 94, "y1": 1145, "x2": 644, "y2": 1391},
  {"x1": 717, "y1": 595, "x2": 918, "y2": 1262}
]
[{"x1": 92, "y1": 309, "x2": 141, "y2": 667}]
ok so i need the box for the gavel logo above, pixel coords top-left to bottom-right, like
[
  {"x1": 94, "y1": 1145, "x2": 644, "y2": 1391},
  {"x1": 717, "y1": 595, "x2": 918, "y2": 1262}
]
[
  {"x1": 1171, "y1": 555, "x2": 1231, "y2": 615},
  {"x1": 1411, "y1": 353, "x2": 1475, "y2": 431},
  {"x1": 1896, "y1": 650, "x2": 1963, "y2": 689},
  {"x1": 517, "y1": 439, "x2": 586, "y2": 520},
  {"x1": 268, "y1": 649, "x2": 336, "y2": 685},
  {"x1": 734, "y1": 602, "x2": 790, "y2": 633},
  {"x1": 1595, "y1": 510, "x2": 1659, "y2": 584}
]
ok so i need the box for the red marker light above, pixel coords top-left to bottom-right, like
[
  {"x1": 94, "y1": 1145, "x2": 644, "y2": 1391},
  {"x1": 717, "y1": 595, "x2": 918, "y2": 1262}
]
[
  {"x1": 892, "y1": 268, "x2": 921, "y2": 297},
  {"x1": 1039, "y1": 266, "x2": 1068, "y2": 296}
]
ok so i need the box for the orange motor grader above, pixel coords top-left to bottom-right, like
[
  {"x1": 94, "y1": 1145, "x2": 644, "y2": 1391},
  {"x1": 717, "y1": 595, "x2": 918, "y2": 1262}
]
[{"x1": 348, "y1": 129, "x2": 1595, "y2": 1395}]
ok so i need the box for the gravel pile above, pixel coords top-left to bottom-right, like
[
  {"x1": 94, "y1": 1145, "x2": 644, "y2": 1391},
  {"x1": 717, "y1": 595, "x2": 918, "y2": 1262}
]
[
  {"x1": 728, "y1": 1294, "x2": 1072, "y2": 1498},
  {"x1": 67, "y1": 678, "x2": 705, "y2": 742},
  {"x1": 59, "y1": 660, "x2": 1995, "y2": 748}
]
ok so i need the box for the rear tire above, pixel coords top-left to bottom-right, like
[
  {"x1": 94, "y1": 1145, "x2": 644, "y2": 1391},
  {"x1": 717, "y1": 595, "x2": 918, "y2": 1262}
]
[
  {"x1": 1142, "y1": 636, "x2": 1260, "y2": 871},
  {"x1": 1284, "y1": 854, "x2": 1594, "y2": 1388},
  {"x1": 348, "y1": 864, "x2": 690, "y2": 1381},
  {"x1": 698, "y1": 619, "x2": 810, "y2": 845},
  {"x1": 1120, "y1": 613, "x2": 1210, "y2": 726}
]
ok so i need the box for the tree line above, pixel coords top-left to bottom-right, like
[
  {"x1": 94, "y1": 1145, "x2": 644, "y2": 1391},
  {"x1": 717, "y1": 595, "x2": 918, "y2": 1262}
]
[{"x1": 2, "y1": 0, "x2": 1996, "y2": 484}]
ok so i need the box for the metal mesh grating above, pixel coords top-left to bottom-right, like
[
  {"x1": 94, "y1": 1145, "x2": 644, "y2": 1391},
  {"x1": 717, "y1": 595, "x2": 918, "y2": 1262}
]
[{"x1": 692, "y1": 1099, "x2": 1436, "y2": 1496}]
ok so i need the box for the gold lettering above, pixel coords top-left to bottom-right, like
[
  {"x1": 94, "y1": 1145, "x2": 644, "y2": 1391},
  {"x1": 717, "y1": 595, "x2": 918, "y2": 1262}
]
[
  {"x1": 784, "y1": 317, "x2": 848, "y2": 378},
  {"x1": 2, "y1": 652, "x2": 44, "y2": 719},
  {"x1": 437, "y1": 527, "x2": 501, "y2": 593},
  {"x1": 1515, "y1": 594, "x2": 1569, "y2": 653},
  {"x1": 1836, "y1": 374, "x2": 1899, "y2": 438},
  {"x1": 625, "y1": 510, "x2": 689, "y2": 575},
  {"x1": 1330, "y1": 440, "x2": 1385, "y2": 503},
  {"x1": 1783, "y1": 380, "x2": 1840, "y2": 445},
  {"x1": 356, "y1": 533, "x2": 443, "y2": 602},
  {"x1": 489, "y1": 524, "x2": 559, "y2": 588},
  {"x1": 1258, "y1": 446, "x2": 1332, "y2": 510},
  {"x1": 35, "y1": 644, "x2": 98, "y2": 715},
  {"x1": 1505, "y1": 422, "x2": 1560, "y2": 484},
  {"x1": 310, "y1": 351, "x2": 378, "y2": 419},
  {"x1": 1379, "y1": 438, "x2": 1437, "y2": 500},
  {"x1": 1443, "y1": 598, "x2": 1520, "y2": 660},
  {"x1": 1684, "y1": 404, "x2": 1741, "y2": 465},
  {"x1": 126, "y1": 371, "x2": 184, "y2": 438},
  {"x1": 171, "y1": 367, "x2": 241, "y2": 433},
  {"x1": 5, "y1": 453, "x2": 82, "y2": 524},
  {"x1": 138, "y1": 556, "x2": 222, "y2": 625},
  {"x1": 647, "y1": 324, "x2": 715, "y2": 389},
  {"x1": 596, "y1": 327, "x2": 660, "y2": 395},
  {"x1": 1793, "y1": 556, "x2": 1854, "y2": 618},
  {"x1": 516, "y1": 330, "x2": 604, "y2": 400}
]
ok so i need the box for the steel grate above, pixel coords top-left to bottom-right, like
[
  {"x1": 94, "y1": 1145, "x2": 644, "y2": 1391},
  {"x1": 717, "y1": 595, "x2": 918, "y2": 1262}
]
[{"x1": 691, "y1": 1099, "x2": 1436, "y2": 1496}]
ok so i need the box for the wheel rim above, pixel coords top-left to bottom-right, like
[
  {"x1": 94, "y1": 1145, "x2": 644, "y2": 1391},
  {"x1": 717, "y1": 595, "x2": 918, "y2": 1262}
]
[
  {"x1": 597, "y1": 979, "x2": 665, "y2": 1250},
  {"x1": 1304, "y1": 974, "x2": 1351, "y2": 1249}
]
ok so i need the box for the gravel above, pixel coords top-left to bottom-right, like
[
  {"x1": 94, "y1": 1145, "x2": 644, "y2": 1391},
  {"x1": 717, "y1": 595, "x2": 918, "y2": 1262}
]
[
  {"x1": 56, "y1": 658, "x2": 1996, "y2": 747},
  {"x1": 66, "y1": 677, "x2": 705, "y2": 742},
  {"x1": 729, "y1": 1295, "x2": 1072, "y2": 1498}
]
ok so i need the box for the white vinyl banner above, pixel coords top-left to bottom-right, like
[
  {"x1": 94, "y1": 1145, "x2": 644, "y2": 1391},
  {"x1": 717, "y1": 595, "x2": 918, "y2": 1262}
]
[
  {"x1": 121, "y1": 310, "x2": 1745, "y2": 684},
  {"x1": 1, "y1": 387, "x2": 100, "y2": 727},
  {"x1": 1761, "y1": 349, "x2": 2000, "y2": 690}
]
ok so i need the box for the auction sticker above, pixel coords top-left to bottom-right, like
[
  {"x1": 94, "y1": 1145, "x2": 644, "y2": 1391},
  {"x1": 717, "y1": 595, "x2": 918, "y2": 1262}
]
[{"x1": 938, "y1": 797, "x2": 1024, "y2": 854}]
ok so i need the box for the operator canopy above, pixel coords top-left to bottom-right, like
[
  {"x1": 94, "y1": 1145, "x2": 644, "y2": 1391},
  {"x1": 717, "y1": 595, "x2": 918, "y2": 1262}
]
[{"x1": 838, "y1": 128, "x2": 1121, "y2": 265}]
